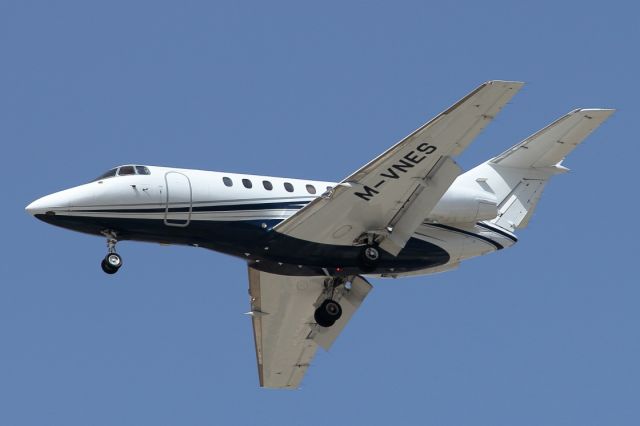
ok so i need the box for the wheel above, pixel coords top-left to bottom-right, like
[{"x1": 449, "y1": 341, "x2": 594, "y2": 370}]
[
  {"x1": 323, "y1": 300, "x2": 342, "y2": 320},
  {"x1": 101, "y1": 258, "x2": 117, "y2": 274},
  {"x1": 106, "y1": 253, "x2": 122, "y2": 269},
  {"x1": 314, "y1": 299, "x2": 343, "y2": 327},
  {"x1": 359, "y1": 245, "x2": 380, "y2": 272},
  {"x1": 363, "y1": 246, "x2": 380, "y2": 261},
  {"x1": 314, "y1": 301, "x2": 337, "y2": 327},
  {"x1": 101, "y1": 253, "x2": 122, "y2": 274}
]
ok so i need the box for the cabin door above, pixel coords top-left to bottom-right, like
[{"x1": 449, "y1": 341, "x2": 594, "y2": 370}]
[{"x1": 164, "y1": 172, "x2": 192, "y2": 227}]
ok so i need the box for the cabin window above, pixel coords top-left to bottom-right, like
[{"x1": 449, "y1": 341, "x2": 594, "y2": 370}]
[
  {"x1": 284, "y1": 182, "x2": 294, "y2": 192},
  {"x1": 263, "y1": 180, "x2": 273, "y2": 190},
  {"x1": 242, "y1": 178, "x2": 253, "y2": 189},
  {"x1": 118, "y1": 165, "x2": 136, "y2": 176},
  {"x1": 306, "y1": 184, "x2": 316, "y2": 194},
  {"x1": 135, "y1": 166, "x2": 151, "y2": 175},
  {"x1": 223, "y1": 177, "x2": 233, "y2": 187}
]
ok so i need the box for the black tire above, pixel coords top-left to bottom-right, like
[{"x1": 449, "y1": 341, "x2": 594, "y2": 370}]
[
  {"x1": 359, "y1": 245, "x2": 380, "y2": 272},
  {"x1": 106, "y1": 253, "x2": 122, "y2": 268},
  {"x1": 314, "y1": 299, "x2": 342, "y2": 327},
  {"x1": 101, "y1": 258, "x2": 117, "y2": 274},
  {"x1": 314, "y1": 310, "x2": 335, "y2": 327},
  {"x1": 101, "y1": 253, "x2": 122, "y2": 274},
  {"x1": 323, "y1": 300, "x2": 342, "y2": 321}
]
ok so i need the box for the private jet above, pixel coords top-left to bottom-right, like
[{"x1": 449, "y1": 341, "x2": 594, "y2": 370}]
[{"x1": 26, "y1": 81, "x2": 614, "y2": 388}]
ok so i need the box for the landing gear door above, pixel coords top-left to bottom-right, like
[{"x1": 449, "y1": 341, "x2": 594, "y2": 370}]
[{"x1": 164, "y1": 172, "x2": 192, "y2": 227}]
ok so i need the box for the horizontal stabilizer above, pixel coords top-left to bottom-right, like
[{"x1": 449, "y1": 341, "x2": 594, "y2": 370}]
[
  {"x1": 462, "y1": 108, "x2": 614, "y2": 231},
  {"x1": 491, "y1": 108, "x2": 614, "y2": 168}
]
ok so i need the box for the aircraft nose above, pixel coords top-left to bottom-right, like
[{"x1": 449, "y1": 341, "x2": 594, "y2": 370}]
[
  {"x1": 25, "y1": 199, "x2": 42, "y2": 215},
  {"x1": 25, "y1": 191, "x2": 72, "y2": 216},
  {"x1": 26, "y1": 184, "x2": 98, "y2": 217}
]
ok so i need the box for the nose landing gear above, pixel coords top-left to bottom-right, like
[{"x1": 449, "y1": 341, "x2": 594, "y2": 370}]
[
  {"x1": 101, "y1": 253, "x2": 122, "y2": 274},
  {"x1": 100, "y1": 231, "x2": 122, "y2": 274}
]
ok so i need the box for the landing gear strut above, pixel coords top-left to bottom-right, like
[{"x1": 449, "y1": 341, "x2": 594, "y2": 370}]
[
  {"x1": 100, "y1": 231, "x2": 122, "y2": 274},
  {"x1": 314, "y1": 278, "x2": 345, "y2": 328}
]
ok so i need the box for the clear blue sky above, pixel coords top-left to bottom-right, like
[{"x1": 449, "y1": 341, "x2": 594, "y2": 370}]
[{"x1": 1, "y1": 1, "x2": 638, "y2": 425}]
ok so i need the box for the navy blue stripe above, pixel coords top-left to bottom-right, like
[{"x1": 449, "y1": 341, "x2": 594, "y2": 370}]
[
  {"x1": 424, "y1": 223, "x2": 504, "y2": 250},
  {"x1": 476, "y1": 222, "x2": 518, "y2": 243},
  {"x1": 73, "y1": 201, "x2": 309, "y2": 214}
]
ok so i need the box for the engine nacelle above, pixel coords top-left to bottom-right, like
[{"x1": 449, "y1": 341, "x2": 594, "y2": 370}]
[{"x1": 426, "y1": 186, "x2": 497, "y2": 223}]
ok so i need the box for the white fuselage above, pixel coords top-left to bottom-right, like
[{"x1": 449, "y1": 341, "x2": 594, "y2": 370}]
[{"x1": 26, "y1": 165, "x2": 516, "y2": 277}]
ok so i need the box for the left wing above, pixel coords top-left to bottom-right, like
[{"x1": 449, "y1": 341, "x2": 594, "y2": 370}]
[
  {"x1": 274, "y1": 80, "x2": 523, "y2": 255},
  {"x1": 247, "y1": 267, "x2": 372, "y2": 389}
]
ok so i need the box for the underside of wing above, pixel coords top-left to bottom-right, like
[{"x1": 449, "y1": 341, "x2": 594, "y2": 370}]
[
  {"x1": 247, "y1": 267, "x2": 372, "y2": 389},
  {"x1": 274, "y1": 80, "x2": 523, "y2": 255}
]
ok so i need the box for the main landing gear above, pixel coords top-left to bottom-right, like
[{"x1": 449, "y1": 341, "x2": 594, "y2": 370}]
[
  {"x1": 100, "y1": 231, "x2": 122, "y2": 274},
  {"x1": 314, "y1": 299, "x2": 343, "y2": 328},
  {"x1": 354, "y1": 231, "x2": 382, "y2": 273},
  {"x1": 358, "y1": 244, "x2": 380, "y2": 272},
  {"x1": 314, "y1": 278, "x2": 345, "y2": 328}
]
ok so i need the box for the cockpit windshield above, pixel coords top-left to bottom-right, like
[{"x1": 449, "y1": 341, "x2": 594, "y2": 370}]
[
  {"x1": 92, "y1": 165, "x2": 151, "y2": 182},
  {"x1": 94, "y1": 168, "x2": 117, "y2": 181},
  {"x1": 118, "y1": 165, "x2": 136, "y2": 176}
]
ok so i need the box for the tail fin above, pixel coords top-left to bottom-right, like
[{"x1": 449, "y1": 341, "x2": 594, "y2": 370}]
[{"x1": 465, "y1": 108, "x2": 614, "y2": 231}]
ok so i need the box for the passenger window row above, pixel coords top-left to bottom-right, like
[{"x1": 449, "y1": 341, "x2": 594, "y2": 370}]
[{"x1": 222, "y1": 177, "x2": 330, "y2": 195}]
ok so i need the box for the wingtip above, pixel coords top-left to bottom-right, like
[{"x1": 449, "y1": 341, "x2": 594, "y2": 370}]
[
  {"x1": 580, "y1": 107, "x2": 616, "y2": 113},
  {"x1": 572, "y1": 108, "x2": 616, "y2": 119},
  {"x1": 486, "y1": 80, "x2": 525, "y2": 88}
]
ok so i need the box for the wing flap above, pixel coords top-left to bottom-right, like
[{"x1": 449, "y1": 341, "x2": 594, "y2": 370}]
[{"x1": 379, "y1": 156, "x2": 461, "y2": 255}]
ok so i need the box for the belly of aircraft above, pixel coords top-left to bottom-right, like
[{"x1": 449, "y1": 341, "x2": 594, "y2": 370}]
[{"x1": 33, "y1": 212, "x2": 458, "y2": 276}]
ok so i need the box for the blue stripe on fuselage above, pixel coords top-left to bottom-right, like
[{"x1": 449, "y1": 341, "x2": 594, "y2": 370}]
[{"x1": 70, "y1": 201, "x2": 311, "y2": 214}]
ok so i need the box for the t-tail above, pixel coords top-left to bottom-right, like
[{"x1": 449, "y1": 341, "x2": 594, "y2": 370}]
[{"x1": 464, "y1": 108, "x2": 615, "y2": 232}]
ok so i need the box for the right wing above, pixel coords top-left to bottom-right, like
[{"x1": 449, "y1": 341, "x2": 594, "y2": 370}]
[
  {"x1": 247, "y1": 267, "x2": 372, "y2": 389},
  {"x1": 274, "y1": 81, "x2": 523, "y2": 255}
]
